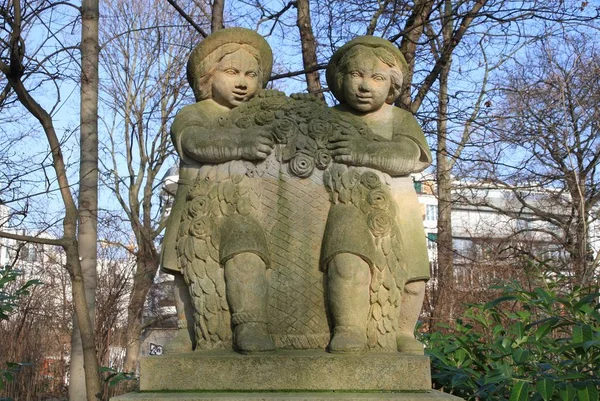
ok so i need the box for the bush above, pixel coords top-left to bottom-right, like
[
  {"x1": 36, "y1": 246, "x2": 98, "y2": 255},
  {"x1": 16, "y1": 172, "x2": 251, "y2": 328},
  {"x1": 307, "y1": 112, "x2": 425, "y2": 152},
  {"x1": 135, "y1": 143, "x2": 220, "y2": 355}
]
[
  {"x1": 421, "y1": 282, "x2": 600, "y2": 401},
  {"x1": 0, "y1": 266, "x2": 41, "y2": 395}
]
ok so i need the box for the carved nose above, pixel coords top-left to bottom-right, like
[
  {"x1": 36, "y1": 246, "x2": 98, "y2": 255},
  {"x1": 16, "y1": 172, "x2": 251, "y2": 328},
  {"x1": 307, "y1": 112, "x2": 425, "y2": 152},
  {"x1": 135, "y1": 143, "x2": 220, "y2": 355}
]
[
  {"x1": 235, "y1": 78, "x2": 248, "y2": 88},
  {"x1": 358, "y1": 80, "x2": 370, "y2": 91}
]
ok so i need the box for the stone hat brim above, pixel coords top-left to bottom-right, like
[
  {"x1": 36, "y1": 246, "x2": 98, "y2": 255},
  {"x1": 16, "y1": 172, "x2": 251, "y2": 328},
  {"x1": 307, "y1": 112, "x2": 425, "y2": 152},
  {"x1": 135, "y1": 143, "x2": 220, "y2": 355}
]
[
  {"x1": 187, "y1": 27, "x2": 273, "y2": 91},
  {"x1": 326, "y1": 36, "x2": 408, "y2": 101}
]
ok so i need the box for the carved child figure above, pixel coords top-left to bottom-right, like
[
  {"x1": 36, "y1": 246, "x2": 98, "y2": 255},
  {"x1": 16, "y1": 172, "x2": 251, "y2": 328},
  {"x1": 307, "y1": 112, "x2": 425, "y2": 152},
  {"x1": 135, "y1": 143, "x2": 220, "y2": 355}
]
[
  {"x1": 161, "y1": 28, "x2": 276, "y2": 353},
  {"x1": 323, "y1": 36, "x2": 432, "y2": 353}
]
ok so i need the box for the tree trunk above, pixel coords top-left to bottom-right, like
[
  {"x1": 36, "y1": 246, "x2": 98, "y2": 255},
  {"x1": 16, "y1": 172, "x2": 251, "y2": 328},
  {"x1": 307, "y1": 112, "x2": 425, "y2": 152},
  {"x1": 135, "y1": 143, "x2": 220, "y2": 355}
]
[
  {"x1": 296, "y1": 0, "x2": 323, "y2": 98},
  {"x1": 398, "y1": 0, "x2": 435, "y2": 110},
  {"x1": 69, "y1": 0, "x2": 100, "y2": 400},
  {"x1": 123, "y1": 252, "x2": 159, "y2": 372},
  {"x1": 211, "y1": 0, "x2": 225, "y2": 32},
  {"x1": 68, "y1": 243, "x2": 102, "y2": 401},
  {"x1": 434, "y1": 0, "x2": 454, "y2": 325}
]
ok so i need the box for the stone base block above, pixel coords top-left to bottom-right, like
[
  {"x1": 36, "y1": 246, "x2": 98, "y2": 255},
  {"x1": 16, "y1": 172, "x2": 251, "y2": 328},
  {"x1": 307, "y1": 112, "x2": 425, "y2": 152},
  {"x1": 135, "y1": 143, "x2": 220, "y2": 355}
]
[
  {"x1": 140, "y1": 351, "x2": 431, "y2": 392},
  {"x1": 111, "y1": 390, "x2": 463, "y2": 401}
]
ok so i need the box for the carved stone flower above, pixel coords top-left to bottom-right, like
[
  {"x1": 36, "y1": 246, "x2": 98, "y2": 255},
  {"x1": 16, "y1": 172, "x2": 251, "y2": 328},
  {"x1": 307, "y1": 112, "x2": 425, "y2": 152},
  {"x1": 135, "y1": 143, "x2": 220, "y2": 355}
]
[
  {"x1": 187, "y1": 181, "x2": 211, "y2": 200},
  {"x1": 272, "y1": 118, "x2": 299, "y2": 143},
  {"x1": 367, "y1": 211, "x2": 392, "y2": 237},
  {"x1": 315, "y1": 134, "x2": 329, "y2": 149},
  {"x1": 367, "y1": 189, "x2": 390, "y2": 211},
  {"x1": 295, "y1": 104, "x2": 313, "y2": 119},
  {"x1": 288, "y1": 152, "x2": 315, "y2": 178},
  {"x1": 348, "y1": 169, "x2": 361, "y2": 187},
  {"x1": 308, "y1": 119, "x2": 333, "y2": 140},
  {"x1": 261, "y1": 96, "x2": 288, "y2": 110},
  {"x1": 235, "y1": 116, "x2": 254, "y2": 129},
  {"x1": 254, "y1": 110, "x2": 275, "y2": 126},
  {"x1": 361, "y1": 171, "x2": 381, "y2": 190},
  {"x1": 189, "y1": 216, "x2": 212, "y2": 239},
  {"x1": 315, "y1": 149, "x2": 332, "y2": 170},
  {"x1": 188, "y1": 196, "x2": 210, "y2": 218}
]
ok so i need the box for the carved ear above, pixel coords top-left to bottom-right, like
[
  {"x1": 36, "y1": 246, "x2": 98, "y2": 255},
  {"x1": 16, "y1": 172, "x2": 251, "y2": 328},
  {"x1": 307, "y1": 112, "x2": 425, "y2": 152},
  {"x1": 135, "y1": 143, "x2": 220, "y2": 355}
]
[{"x1": 386, "y1": 89, "x2": 396, "y2": 104}]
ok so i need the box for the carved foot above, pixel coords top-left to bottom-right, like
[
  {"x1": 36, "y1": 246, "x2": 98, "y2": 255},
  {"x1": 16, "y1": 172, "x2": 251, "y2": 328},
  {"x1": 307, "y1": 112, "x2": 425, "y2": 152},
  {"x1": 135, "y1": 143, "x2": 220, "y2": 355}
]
[
  {"x1": 328, "y1": 326, "x2": 367, "y2": 353},
  {"x1": 163, "y1": 326, "x2": 194, "y2": 354},
  {"x1": 396, "y1": 334, "x2": 424, "y2": 355},
  {"x1": 234, "y1": 323, "x2": 275, "y2": 354}
]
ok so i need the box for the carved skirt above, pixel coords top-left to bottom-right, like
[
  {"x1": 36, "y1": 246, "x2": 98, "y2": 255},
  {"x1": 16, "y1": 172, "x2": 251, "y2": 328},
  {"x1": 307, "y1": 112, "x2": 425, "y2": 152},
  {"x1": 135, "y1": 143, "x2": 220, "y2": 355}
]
[{"x1": 172, "y1": 158, "x2": 429, "y2": 351}]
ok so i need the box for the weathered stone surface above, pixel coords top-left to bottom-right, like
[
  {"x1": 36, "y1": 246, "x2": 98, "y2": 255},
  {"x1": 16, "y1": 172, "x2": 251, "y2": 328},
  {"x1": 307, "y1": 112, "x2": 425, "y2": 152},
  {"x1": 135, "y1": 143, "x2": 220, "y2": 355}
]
[
  {"x1": 160, "y1": 30, "x2": 436, "y2": 355},
  {"x1": 139, "y1": 351, "x2": 431, "y2": 392},
  {"x1": 112, "y1": 390, "x2": 463, "y2": 401}
]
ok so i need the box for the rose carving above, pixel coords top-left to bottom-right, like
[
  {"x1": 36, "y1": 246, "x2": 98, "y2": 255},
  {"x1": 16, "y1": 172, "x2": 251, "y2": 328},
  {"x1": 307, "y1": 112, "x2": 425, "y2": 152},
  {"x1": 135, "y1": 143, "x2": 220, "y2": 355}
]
[
  {"x1": 235, "y1": 116, "x2": 254, "y2": 129},
  {"x1": 254, "y1": 110, "x2": 275, "y2": 126},
  {"x1": 187, "y1": 181, "x2": 211, "y2": 200},
  {"x1": 308, "y1": 119, "x2": 333, "y2": 140},
  {"x1": 367, "y1": 211, "x2": 392, "y2": 237},
  {"x1": 348, "y1": 169, "x2": 361, "y2": 187},
  {"x1": 367, "y1": 189, "x2": 390, "y2": 211},
  {"x1": 261, "y1": 96, "x2": 288, "y2": 110},
  {"x1": 272, "y1": 118, "x2": 299, "y2": 143},
  {"x1": 288, "y1": 152, "x2": 315, "y2": 178},
  {"x1": 189, "y1": 216, "x2": 212, "y2": 239},
  {"x1": 188, "y1": 196, "x2": 210, "y2": 218},
  {"x1": 315, "y1": 149, "x2": 332, "y2": 170},
  {"x1": 361, "y1": 171, "x2": 381, "y2": 189}
]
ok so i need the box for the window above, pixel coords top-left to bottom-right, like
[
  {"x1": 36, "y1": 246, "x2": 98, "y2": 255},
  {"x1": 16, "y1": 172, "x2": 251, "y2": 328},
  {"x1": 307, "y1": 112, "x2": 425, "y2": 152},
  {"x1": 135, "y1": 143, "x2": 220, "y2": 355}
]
[
  {"x1": 413, "y1": 181, "x2": 423, "y2": 193},
  {"x1": 425, "y1": 204, "x2": 438, "y2": 221},
  {"x1": 427, "y1": 233, "x2": 438, "y2": 250}
]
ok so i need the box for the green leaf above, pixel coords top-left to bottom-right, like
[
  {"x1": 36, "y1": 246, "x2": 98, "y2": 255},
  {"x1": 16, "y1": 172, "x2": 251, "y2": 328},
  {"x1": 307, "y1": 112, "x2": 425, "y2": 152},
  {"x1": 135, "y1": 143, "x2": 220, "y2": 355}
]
[
  {"x1": 512, "y1": 349, "x2": 530, "y2": 364},
  {"x1": 509, "y1": 381, "x2": 530, "y2": 401},
  {"x1": 556, "y1": 373, "x2": 588, "y2": 381},
  {"x1": 573, "y1": 324, "x2": 593, "y2": 344},
  {"x1": 583, "y1": 340, "x2": 600, "y2": 352},
  {"x1": 485, "y1": 295, "x2": 518, "y2": 310},
  {"x1": 455, "y1": 348, "x2": 467, "y2": 366},
  {"x1": 534, "y1": 287, "x2": 554, "y2": 305},
  {"x1": 535, "y1": 318, "x2": 559, "y2": 341},
  {"x1": 577, "y1": 385, "x2": 599, "y2": 401},
  {"x1": 536, "y1": 378, "x2": 555, "y2": 401},
  {"x1": 558, "y1": 384, "x2": 576, "y2": 401}
]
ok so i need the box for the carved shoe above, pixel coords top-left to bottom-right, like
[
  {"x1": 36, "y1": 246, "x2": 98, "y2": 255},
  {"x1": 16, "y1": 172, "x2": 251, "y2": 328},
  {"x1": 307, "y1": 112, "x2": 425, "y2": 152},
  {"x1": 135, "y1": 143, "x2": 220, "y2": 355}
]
[
  {"x1": 233, "y1": 322, "x2": 275, "y2": 354},
  {"x1": 328, "y1": 326, "x2": 367, "y2": 353},
  {"x1": 396, "y1": 333, "x2": 424, "y2": 355}
]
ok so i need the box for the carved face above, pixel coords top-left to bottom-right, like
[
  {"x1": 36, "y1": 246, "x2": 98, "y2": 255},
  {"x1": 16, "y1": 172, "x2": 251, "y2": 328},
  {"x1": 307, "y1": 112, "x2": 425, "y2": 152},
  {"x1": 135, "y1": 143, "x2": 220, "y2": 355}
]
[
  {"x1": 342, "y1": 57, "x2": 393, "y2": 113},
  {"x1": 211, "y1": 49, "x2": 260, "y2": 109}
]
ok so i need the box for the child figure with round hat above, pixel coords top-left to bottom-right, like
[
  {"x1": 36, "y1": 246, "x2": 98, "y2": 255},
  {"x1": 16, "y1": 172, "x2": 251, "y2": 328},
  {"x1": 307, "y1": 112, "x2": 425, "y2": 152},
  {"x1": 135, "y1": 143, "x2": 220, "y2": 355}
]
[
  {"x1": 323, "y1": 35, "x2": 432, "y2": 353},
  {"x1": 161, "y1": 27, "x2": 276, "y2": 353}
]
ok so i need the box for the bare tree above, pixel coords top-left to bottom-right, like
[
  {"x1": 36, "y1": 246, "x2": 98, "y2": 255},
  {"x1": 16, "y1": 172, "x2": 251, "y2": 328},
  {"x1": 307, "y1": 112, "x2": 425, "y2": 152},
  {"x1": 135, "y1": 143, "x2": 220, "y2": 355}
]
[
  {"x1": 296, "y1": 0, "x2": 323, "y2": 97},
  {"x1": 466, "y1": 33, "x2": 600, "y2": 286},
  {"x1": 70, "y1": 0, "x2": 101, "y2": 399},
  {"x1": 0, "y1": 1, "x2": 102, "y2": 399},
  {"x1": 99, "y1": 0, "x2": 200, "y2": 372}
]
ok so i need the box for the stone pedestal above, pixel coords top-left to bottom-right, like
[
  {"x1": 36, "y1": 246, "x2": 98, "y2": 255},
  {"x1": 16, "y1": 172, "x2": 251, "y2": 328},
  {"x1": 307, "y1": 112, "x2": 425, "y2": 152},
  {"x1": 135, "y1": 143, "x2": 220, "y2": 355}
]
[
  {"x1": 111, "y1": 351, "x2": 463, "y2": 400},
  {"x1": 112, "y1": 392, "x2": 462, "y2": 400}
]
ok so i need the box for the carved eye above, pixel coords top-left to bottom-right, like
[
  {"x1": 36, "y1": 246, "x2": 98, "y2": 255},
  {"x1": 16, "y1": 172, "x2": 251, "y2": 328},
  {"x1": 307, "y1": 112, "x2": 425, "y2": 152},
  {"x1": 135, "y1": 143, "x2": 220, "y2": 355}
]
[
  {"x1": 373, "y1": 74, "x2": 385, "y2": 81},
  {"x1": 247, "y1": 71, "x2": 257, "y2": 78},
  {"x1": 350, "y1": 71, "x2": 361, "y2": 78},
  {"x1": 225, "y1": 69, "x2": 237, "y2": 76}
]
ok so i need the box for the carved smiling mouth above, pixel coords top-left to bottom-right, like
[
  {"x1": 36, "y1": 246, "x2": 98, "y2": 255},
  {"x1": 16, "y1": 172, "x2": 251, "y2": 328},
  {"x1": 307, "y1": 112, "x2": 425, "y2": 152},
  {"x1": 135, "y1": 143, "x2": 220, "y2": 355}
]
[{"x1": 232, "y1": 91, "x2": 247, "y2": 100}]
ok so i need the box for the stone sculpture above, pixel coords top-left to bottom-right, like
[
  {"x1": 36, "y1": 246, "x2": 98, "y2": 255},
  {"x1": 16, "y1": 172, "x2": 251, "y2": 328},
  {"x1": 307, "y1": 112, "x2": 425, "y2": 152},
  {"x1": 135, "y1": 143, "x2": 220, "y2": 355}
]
[
  {"x1": 161, "y1": 30, "x2": 432, "y2": 355},
  {"x1": 161, "y1": 27, "x2": 276, "y2": 353},
  {"x1": 324, "y1": 36, "x2": 432, "y2": 353}
]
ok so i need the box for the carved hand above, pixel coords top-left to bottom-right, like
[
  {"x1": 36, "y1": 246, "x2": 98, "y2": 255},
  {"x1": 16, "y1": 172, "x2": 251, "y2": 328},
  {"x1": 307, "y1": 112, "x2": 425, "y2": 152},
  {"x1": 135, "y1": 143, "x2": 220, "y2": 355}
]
[
  {"x1": 238, "y1": 130, "x2": 275, "y2": 161},
  {"x1": 327, "y1": 131, "x2": 421, "y2": 176},
  {"x1": 327, "y1": 130, "x2": 371, "y2": 166}
]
